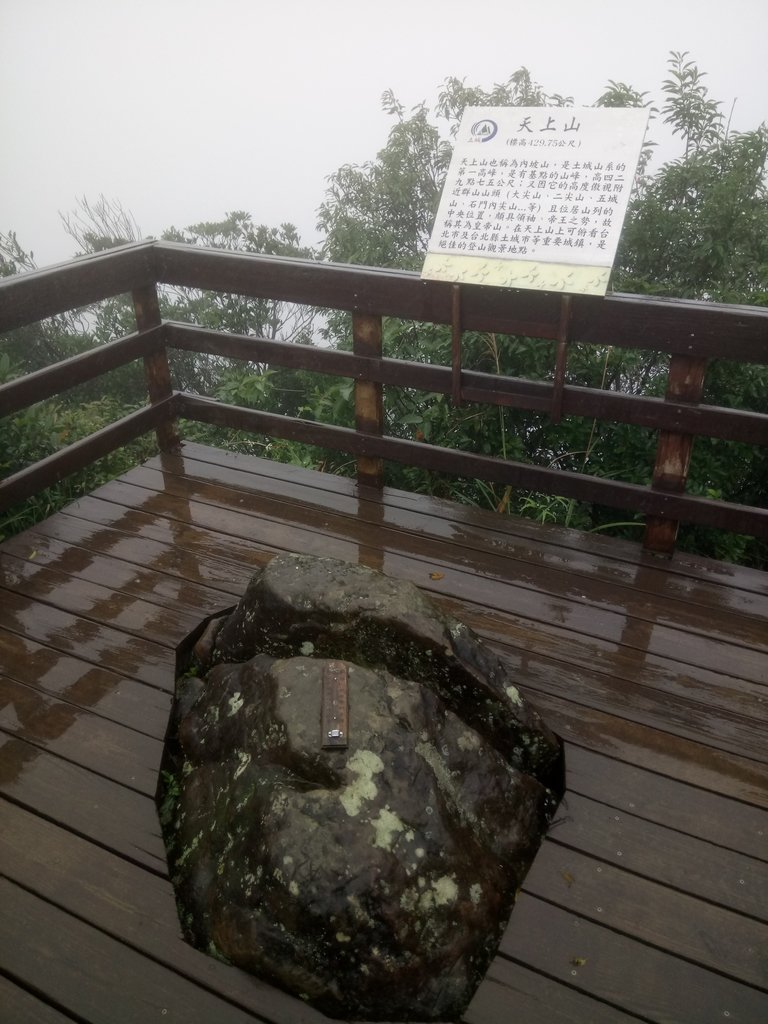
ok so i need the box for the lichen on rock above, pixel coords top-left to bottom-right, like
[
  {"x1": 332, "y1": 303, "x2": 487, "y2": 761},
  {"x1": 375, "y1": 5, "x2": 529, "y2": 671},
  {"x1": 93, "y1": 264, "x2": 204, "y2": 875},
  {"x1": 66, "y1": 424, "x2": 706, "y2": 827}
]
[{"x1": 157, "y1": 553, "x2": 564, "y2": 1021}]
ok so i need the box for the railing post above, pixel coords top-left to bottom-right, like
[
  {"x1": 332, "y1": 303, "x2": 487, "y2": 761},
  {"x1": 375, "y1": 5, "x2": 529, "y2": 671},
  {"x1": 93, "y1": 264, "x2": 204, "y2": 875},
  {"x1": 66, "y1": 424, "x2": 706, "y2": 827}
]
[
  {"x1": 643, "y1": 353, "x2": 708, "y2": 555},
  {"x1": 132, "y1": 283, "x2": 180, "y2": 453},
  {"x1": 551, "y1": 294, "x2": 572, "y2": 425},
  {"x1": 352, "y1": 313, "x2": 384, "y2": 490},
  {"x1": 451, "y1": 284, "x2": 463, "y2": 408}
]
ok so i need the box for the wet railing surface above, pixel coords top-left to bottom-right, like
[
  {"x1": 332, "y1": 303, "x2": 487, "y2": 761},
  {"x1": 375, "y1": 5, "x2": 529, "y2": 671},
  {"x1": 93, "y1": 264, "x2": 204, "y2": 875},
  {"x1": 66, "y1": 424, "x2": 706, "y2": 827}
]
[{"x1": 1, "y1": 240, "x2": 767, "y2": 557}]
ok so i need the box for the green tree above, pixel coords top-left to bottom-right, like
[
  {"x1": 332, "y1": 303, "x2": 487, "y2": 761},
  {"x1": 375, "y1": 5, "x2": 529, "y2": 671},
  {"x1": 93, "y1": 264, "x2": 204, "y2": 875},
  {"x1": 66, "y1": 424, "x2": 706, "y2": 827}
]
[
  {"x1": 614, "y1": 52, "x2": 768, "y2": 302},
  {"x1": 317, "y1": 97, "x2": 450, "y2": 270},
  {"x1": 318, "y1": 70, "x2": 573, "y2": 272},
  {"x1": 317, "y1": 55, "x2": 767, "y2": 564},
  {"x1": 0, "y1": 205, "x2": 322, "y2": 536},
  {"x1": 3, "y1": 54, "x2": 766, "y2": 565},
  {"x1": 162, "y1": 212, "x2": 316, "y2": 339}
]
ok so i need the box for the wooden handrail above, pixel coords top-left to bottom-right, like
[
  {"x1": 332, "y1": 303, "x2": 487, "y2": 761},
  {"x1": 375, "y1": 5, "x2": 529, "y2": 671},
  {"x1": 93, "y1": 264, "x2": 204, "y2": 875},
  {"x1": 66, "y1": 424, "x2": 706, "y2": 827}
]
[
  {"x1": 1, "y1": 241, "x2": 766, "y2": 552},
  {"x1": 0, "y1": 242, "x2": 156, "y2": 334},
  {"x1": 163, "y1": 323, "x2": 768, "y2": 446},
  {"x1": 175, "y1": 393, "x2": 768, "y2": 538},
  {"x1": 0, "y1": 327, "x2": 164, "y2": 417},
  {"x1": 3, "y1": 241, "x2": 767, "y2": 362},
  {"x1": 0, "y1": 399, "x2": 178, "y2": 511},
  {"x1": 153, "y1": 241, "x2": 768, "y2": 363}
]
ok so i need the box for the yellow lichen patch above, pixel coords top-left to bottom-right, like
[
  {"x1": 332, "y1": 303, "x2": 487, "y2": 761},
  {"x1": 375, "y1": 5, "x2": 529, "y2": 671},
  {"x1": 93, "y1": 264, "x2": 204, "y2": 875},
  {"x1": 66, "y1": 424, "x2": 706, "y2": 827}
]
[
  {"x1": 340, "y1": 749, "x2": 384, "y2": 817},
  {"x1": 457, "y1": 731, "x2": 481, "y2": 752},
  {"x1": 227, "y1": 691, "x2": 244, "y2": 716},
  {"x1": 233, "y1": 750, "x2": 251, "y2": 779},
  {"x1": 400, "y1": 888, "x2": 418, "y2": 912},
  {"x1": 432, "y1": 875, "x2": 458, "y2": 906},
  {"x1": 371, "y1": 806, "x2": 406, "y2": 850}
]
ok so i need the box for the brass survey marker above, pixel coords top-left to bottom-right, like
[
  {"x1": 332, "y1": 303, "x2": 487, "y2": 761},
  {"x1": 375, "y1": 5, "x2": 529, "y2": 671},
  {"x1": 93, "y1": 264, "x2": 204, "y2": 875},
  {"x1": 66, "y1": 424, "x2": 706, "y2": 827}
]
[{"x1": 321, "y1": 660, "x2": 349, "y2": 749}]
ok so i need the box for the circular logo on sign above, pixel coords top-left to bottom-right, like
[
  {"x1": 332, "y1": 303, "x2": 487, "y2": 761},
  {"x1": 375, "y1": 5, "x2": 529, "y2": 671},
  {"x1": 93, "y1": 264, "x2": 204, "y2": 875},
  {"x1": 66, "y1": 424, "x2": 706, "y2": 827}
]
[{"x1": 470, "y1": 119, "x2": 498, "y2": 142}]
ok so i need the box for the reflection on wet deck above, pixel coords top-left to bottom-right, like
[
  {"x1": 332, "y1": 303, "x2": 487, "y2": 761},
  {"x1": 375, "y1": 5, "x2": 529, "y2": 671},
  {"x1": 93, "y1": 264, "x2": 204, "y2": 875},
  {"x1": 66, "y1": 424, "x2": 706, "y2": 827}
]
[{"x1": 1, "y1": 442, "x2": 766, "y2": 1023}]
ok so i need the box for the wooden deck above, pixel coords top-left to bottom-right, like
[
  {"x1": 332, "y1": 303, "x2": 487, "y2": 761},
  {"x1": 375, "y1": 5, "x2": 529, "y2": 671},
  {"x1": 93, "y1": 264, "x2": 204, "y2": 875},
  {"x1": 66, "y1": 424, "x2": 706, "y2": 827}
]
[{"x1": 1, "y1": 442, "x2": 766, "y2": 1024}]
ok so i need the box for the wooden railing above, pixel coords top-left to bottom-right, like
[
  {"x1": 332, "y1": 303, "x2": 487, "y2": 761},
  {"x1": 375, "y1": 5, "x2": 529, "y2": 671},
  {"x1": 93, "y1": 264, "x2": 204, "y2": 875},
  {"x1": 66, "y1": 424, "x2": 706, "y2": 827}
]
[{"x1": 1, "y1": 240, "x2": 767, "y2": 556}]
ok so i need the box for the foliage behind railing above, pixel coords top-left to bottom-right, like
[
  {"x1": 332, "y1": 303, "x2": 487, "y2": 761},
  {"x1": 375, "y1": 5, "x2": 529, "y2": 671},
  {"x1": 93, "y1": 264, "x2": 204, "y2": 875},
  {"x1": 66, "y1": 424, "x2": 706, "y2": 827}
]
[{"x1": 1, "y1": 241, "x2": 767, "y2": 559}]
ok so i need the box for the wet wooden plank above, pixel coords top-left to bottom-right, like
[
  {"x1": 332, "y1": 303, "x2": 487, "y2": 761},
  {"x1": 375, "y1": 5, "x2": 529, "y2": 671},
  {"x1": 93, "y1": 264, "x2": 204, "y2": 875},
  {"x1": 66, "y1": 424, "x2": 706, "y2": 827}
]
[
  {"x1": 27, "y1": 466, "x2": 765, "y2": 798},
  {"x1": 105, "y1": 466, "x2": 768, "y2": 704},
  {"x1": 88, "y1": 477, "x2": 363, "y2": 564},
  {"x1": 126, "y1": 457, "x2": 768, "y2": 651},
  {"x1": 13, "y1": 507, "x2": 765, "y2": 778},
  {"x1": 6, "y1": 682, "x2": 762, "y2": 936},
  {"x1": 6, "y1": 618, "x2": 764, "y2": 875},
  {"x1": 482, "y1": 633, "x2": 767, "y2": 764},
  {"x1": 54, "y1": 495, "x2": 276, "y2": 581},
  {"x1": 1, "y1": 792, "x2": 659, "y2": 1024},
  {"x1": 0, "y1": 676, "x2": 160, "y2": 794},
  {"x1": 4, "y1": 456, "x2": 765, "y2": 798},
  {"x1": 0, "y1": 587, "x2": 172, "y2": 689},
  {"x1": 7, "y1": 513, "x2": 249, "y2": 597},
  {"x1": 548, "y1": 797, "x2": 768, "y2": 923},
  {"x1": 0, "y1": 974, "x2": 75, "y2": 1024},
  {"x1": 0, "y1": 530, "x2": 239, "y2": 608},
  {"x1": 524, "y1": 841, "x2": 768, "y2": 987},
  {"x1": 562, "y1": 748, "x2": 768, "y2": 863},
  {"x1": 500, "y1": 894, "x2": 767, "y2": 1024},
  {"x1": 8, "y1": 657, "x2": 762, "y2": 933},
  {"x1": 0, "y1": 553, "x2": 204, "y2": 648},
  {"x1": 472, "y1": 636, "x2": 766, "y2": 764},
  {"x1": 56, "y1": 482, "x2": 767, "y2": 778},
  {"x1": 0, "y1": 799, "x2": 330, "y2": 1024},
  {"x1": 83, "y1": 472, "x2": 768, "y2": 714},
  {"x1": 7, "y1": 781, "x2": 759, "y2": 1024},
  {"x1": 37, "y1": 489, "x2": 768, "y2": 745},
  {"x1": 530, "y1": 688, "x2": 768, "y2": 808},
  {"x1": 0, "y1": 878, "x2": 265, "y2": 1024},
  {"x1": 0, "y1": 631, "x2": 170, "y2": 737},
  {"x1": 0, "y1": 734, "x2": 166, "y2": 871},
  {"x1": 167, "y1": 443, "x2": 768, "y2": 604},
  {"x1": 466, "y1": 958, "x2": 645, "y2": 1023}
]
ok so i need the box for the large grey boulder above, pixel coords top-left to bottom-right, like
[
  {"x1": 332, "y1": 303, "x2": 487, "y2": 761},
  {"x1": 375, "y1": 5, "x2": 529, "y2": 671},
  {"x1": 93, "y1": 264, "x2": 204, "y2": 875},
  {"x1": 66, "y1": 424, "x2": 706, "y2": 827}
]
[{"x1": 157, "y1": 554, "x2": 563, "y2": 1021}]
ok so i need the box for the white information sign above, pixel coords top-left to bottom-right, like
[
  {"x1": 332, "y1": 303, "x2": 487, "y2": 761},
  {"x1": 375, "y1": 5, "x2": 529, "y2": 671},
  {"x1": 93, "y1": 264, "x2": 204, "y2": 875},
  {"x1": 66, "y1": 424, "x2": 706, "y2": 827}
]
[{"x1": 422, "y1": 106, "x2": 649, "y2": 295}]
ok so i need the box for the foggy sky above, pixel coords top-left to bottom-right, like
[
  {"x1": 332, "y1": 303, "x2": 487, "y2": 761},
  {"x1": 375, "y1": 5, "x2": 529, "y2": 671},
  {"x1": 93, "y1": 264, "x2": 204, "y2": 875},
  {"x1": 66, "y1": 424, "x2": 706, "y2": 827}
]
[{"x1": 2, "y1": 0, "x2": 766, "y2": 267}]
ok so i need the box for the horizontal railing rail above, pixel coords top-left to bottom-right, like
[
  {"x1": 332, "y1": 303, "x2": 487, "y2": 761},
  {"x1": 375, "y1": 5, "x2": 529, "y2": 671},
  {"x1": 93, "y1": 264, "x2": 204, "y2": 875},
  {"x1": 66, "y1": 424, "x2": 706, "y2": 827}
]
[
  {"x1": 3, "y1": 240, "x2": 767, "y2": 362},
  {"x1": 0, "y1": 399, "x2": 176, "y2": 510},
  {"x1": 0, "y1": 242, "x2": 157, "y2": 334},
  {"x1": 165, "y1": 322, "x2": 768, "y2": 446},
  {"x1": 154, "y1": 242, "x2": 768, "y2": 362},
  {"x1": 176, "y1": 392, "x2": 767, "y2": 537},
  {"x1": 0, "y1": 327, "x2": 165, "y2": 417},
  {"x1": 1, "y1": 240, "x2": 767, "y2": 556}
]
